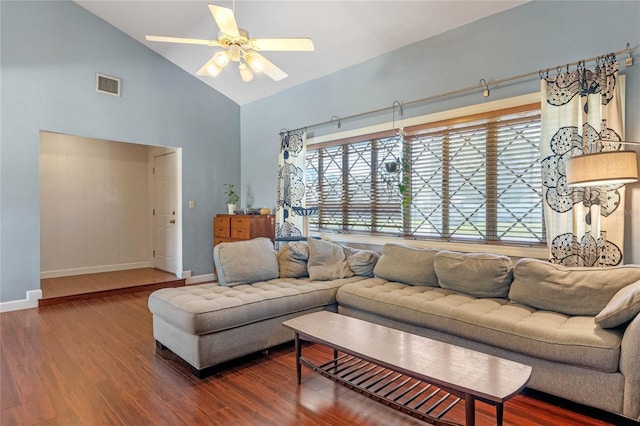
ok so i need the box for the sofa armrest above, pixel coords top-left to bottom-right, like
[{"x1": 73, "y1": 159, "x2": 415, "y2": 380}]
[{"x1": 620, "y1": 312, "x2": 640, "y2": 421}]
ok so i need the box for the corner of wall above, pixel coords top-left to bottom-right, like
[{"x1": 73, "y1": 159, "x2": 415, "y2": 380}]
[{"x1": 0, "y1": 289, "x2": 42, "y2": 313}]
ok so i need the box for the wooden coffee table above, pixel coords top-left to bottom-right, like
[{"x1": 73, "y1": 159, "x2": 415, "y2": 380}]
[{"x1": 283, "y1": 311, "x2": 531, "y2": 426}]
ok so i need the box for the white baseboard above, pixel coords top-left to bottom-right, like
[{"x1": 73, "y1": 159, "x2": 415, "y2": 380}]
[
  {"x1": 40, "y1": 261, "x2": 154, "y2": 279},
  {"x1": 0, "y1": 289, "x2": 42, "y2": 313},
  {"x1": 0, "y1": 272, "x2": 213, "y2": 313},
  {"x1": 181, "y1": 270, "x2": 192, "y2": 279},
  {"x1": 186, "y1": 273, "x2": 216, "y2": 285}
]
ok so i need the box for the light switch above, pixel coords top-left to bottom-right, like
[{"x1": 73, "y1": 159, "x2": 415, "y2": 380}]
[{"x1": 189, "y1": 200, "x2": 195, "y2": 209}]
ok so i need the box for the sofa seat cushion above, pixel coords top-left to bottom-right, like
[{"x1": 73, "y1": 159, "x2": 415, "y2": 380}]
[
  {"x1": 337, "y1": 279, "x2": 623, "y2": 373},
  {"x1": 149, "y1": 276, "x2": 367, "y2": 335}
]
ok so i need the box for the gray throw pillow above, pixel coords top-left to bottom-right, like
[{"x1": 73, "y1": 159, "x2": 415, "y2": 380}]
[
  {"x1": 434, "y1": 251, "x2": 513, "y2": 298},
  {"x1": 373, "y1": 244, "x2": 439, "y2": 286},
  {"x1": 345, "y1": 247, "x2": 380, "y2": 277},
  {"x1": 509, "y1": 258, "x2": 640, "y2": 316},
  {"x1": 307, "y1": 238, "x2": 353, "y2": 281},
  {"x1": 595, "y1": 280, "x2": 640, "y2": 328},
  {"x1": 277, "y1": 241, "x2": 309, "y2": 278},
  {"x1": 214, "y1": 237, "x2": 279, "y2": 286}
]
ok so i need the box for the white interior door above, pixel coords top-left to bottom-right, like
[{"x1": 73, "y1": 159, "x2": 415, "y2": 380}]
[{"x1": 153, "y1": 152, "x2": 178, "y2": 274}]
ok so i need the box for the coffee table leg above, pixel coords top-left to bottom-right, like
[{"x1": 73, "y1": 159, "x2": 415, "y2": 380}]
[
  {"x1": 465, "y1": 394, "x2": 475, "y2": 426},
  {"x1": 496, "y1": 402, "x2": 504, "y2": 426},
  {"x1": 295, "y1": 332, "x2": 301, "y2": 384}
]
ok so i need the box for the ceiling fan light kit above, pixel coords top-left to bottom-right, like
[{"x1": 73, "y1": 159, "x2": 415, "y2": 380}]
[
  {"x1": 238, "y1": 63, "x2": 254, "y2": 82},
  {"x1": 146, "y1": 3, "x2": 314, "y2": 82},
  {"x1": 213, "y1": 51, "x2": 230, "y2": 67},
  {"x1": 206, "y1": 62, "x2": 223, "y2": 77},
  {"x1": 246, "y1": 53, "x2": 264, "y2": 73}
]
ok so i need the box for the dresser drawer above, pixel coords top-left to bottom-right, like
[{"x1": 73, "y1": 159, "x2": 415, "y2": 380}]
[
  {"x1": 214, "y1": 226, "x2": 230, "y2": 238},
  {"x1": 214, "y1": 216, "x2": 230, "y2": 227},
  {"x1": 231, "y1": 227, "x2": 249, "y2": 239},
  {"x1": 231, "y1": 216, "x2": 251, "y2": 230}
]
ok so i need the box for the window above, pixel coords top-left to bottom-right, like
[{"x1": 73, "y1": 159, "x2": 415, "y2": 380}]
[{"x1": 305, "y1": 102, "x2": 545, "y2": 245}]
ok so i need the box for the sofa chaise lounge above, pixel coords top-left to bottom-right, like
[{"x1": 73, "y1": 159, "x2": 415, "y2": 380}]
[{"x1": 148, "y1": 237, "x2": 640, "y2": 421}]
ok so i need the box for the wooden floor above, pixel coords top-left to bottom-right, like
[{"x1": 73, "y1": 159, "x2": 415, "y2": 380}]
[
  {"x1": 1, "y1": 291, "x2": 632, "y2": 425},
  {"x1": 39, "y1": 268, "x2": 185, "y2": 306}
]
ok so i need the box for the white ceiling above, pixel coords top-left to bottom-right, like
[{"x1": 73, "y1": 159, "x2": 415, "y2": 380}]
[{"x1": 75, "y1": 1, "x2": 528, "y2": 105}]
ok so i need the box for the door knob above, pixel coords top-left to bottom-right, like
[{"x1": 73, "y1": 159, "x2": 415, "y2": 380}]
[{"x1": 169, "y1": 219, "x2": 176, "y2": 224}]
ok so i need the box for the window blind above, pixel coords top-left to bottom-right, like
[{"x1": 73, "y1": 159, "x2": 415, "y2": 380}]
[{"x1": 306, "y1": 102, "x2": 544, "y2": 245}]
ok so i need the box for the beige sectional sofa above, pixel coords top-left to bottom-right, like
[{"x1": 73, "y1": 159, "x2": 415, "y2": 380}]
[{"x1": 148, "y1": 237, "x2": 640, "y2": 421}]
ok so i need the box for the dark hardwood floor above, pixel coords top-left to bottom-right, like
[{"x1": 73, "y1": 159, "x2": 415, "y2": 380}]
[
  {"x1": 0, "y1": 291, "x2": 628, "y2": 425},
  {"x1": 39, "y1": 268, "x2": 185, "y2": 306}
]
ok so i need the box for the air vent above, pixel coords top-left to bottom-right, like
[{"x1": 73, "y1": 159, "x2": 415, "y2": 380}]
[{"x1": 96, "y1": 73, "x2": 121, "y2": 96}]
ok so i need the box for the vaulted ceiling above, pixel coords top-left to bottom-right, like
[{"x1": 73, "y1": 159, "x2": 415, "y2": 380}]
[{"x1": 75, "y1": 1, "x2": 528, "y2": 105}]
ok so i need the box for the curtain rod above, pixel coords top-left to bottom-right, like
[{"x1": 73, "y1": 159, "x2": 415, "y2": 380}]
[{"x1": 281, "y1": 44, "x2": 634, "y2": 136}]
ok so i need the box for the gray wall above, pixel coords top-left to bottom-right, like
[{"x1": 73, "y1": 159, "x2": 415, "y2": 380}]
[
  {"x1": 240, "y1": 1, "x2": 640, "y2": 263},
  {"x1": 1, "y1": 1, "x2": 240, "y2": 302}
]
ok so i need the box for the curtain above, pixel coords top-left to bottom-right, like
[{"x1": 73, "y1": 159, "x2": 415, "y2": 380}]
[
  {"x1": 276, "y1": 129, "x2": 307, "y2": 241},
  {"x1": 541, "y1": 59, "x2": 626, "y2": 266}
]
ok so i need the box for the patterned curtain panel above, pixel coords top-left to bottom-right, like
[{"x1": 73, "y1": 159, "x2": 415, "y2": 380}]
[
  {"x1": 276, "y1": 129, "x2": 307, "y2": 240},
  {"x1": 541, "y1": 60, "x2": 626, "y2": 267}
]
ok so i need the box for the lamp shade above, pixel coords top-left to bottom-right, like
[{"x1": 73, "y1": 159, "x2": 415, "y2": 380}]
[{"x1": 566, "y1": 151, "x2": 639, "y2": 187}]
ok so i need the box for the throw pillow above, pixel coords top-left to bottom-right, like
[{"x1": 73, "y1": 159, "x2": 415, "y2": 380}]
[
  {"x1": 277, "y1": 241, "x2": 309, "y2": 278},
  {"x1": 434, "y1": 251, "x2": 513, "y2": 298},
  {"x1": 214, "y1": 237, "x2": 279, "y2": 286},
  {"x1": 345, "y1": 247, "x2": 380, "y2": 277},
  {"x1": 307, "y1": 238, "x2": 353, "y2": 281},
  {"x1": 595, "y1": 280, "x2": 640, "y2": 328},
  {"x1": 373, "y1": 244, "x2": 440, "y2": 286},
  {"x1": 509, "y1": 258, "x2": 640, "y2": 316}
]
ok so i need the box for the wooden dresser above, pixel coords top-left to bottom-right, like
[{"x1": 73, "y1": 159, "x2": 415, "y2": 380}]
[{"x1": 213, "y1": 214, "x2": 275, "y2": 247}]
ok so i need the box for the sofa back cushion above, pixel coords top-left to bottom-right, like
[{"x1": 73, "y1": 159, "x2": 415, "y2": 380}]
[
  {"x1": 509, "y1": 258, "x2": 640, "y2": 316},
  {"x1": 434, "y1": 251, "x2": 514, "y2": 297},
  {"x1": 214, "y1": 237, "x2": 279, "y2": 286},
  {"x1": 277, "y1": 241, "x2": 309, "y2": 278},
  {"x1": 373, "y1": 244, "x2": 439, "y2": 286},
  {"x1": 307, "y1": 238, "x2": 354, "y2": 281}
]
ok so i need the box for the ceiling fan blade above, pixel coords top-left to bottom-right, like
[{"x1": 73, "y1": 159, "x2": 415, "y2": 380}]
[
  {"x1": 249, "y1": 52, "x2": 288, "y2": 81},
  {"x1": 145, "y1": 35, "x2": 221, "y2": 47},
  {"x1": 251, "y1": 38, "x2": 315, "y2": 52},
  {"x1": 209, "y1": 4, "x2": 240, "y2": 37}
]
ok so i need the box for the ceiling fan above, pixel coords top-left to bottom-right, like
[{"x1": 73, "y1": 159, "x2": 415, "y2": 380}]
[{"x1": 145, "y1": 3, "x2": 314, "y2": 82}]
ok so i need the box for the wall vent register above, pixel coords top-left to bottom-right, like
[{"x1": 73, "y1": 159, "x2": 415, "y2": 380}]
[{"x1": 96, "y1": 73, "x2": 121, "y2": 96}]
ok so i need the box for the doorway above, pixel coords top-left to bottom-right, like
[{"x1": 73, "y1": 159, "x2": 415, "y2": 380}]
[{"x1": 39, "y1": 131, "x2": 183, "y2": 298}]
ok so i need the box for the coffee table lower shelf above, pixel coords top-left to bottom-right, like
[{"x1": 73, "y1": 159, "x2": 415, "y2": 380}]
[{"x1": 299, "y1": 352, "x2": 463, "y2": 426}]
